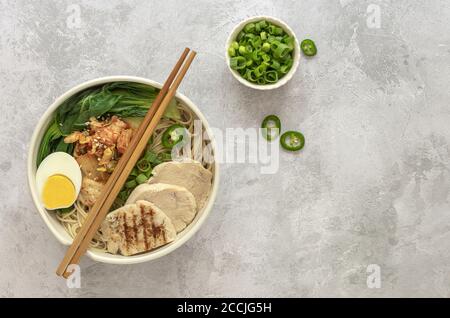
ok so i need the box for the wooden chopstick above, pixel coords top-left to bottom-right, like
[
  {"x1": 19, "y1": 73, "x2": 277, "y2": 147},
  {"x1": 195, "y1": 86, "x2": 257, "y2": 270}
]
[
  {"x1": 64, "y1": 51, "x2": 198, "y2": 276},
  {"x1": 56, "y1": 48, "x2": 196, "y2": 277}
]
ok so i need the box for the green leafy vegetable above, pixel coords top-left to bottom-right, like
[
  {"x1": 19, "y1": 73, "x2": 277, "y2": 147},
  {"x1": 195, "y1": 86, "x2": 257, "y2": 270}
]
[
  {"x1": 163, "y1": 98, "x2": 181, "y2": 120},
  {"x1": 37, "y1": 121, "x2": 63, "y2": 166},
  {"x1": 56, "y1": 82, "x2": 159, "y2": 135},
  {"x1": 37, "y1": 82, "x2": 178, "y2": 166}
]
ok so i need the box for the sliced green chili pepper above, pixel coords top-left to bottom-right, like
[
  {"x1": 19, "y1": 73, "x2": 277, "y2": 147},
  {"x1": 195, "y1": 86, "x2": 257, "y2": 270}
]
[
  {"x1": 280, "y1": 131, "x2": 305, "y2": 151},
  {"x1": 300, "y1": 39, "x2": 317, "y2": 56},
  {"x1": 144, "y1": 150, "x2": 158, "y2": 163},
  {"x1": 261, "y1": 115, "x2": 281, "y2": 141},
  {"x1": 162, "y1": 124, "x2": 186, "y2": 149}
]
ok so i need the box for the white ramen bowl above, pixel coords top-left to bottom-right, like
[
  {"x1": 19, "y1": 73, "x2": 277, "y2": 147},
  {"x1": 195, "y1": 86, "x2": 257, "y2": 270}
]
[
  {"x1": 225, "y1": 15, "x2": 300, "y2": 90},
  {"x1": 27, "y1": 76, "x2": 219, "y2": 265}
]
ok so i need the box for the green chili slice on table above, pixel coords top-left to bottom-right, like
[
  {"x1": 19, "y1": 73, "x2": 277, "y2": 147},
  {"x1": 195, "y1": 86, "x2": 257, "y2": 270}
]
[
  {"x1": 162, "y1": 124, "x2": 186, "y2": 149},
  {"x1": 261, "y1": 115, "x2": 281, "y2": 141},
  {"x1": 300, "y1": 39, "x2": 317, "y2": 56},
  {"x1": 280, "y1": 131, "x2": 305, "y2": 151}
]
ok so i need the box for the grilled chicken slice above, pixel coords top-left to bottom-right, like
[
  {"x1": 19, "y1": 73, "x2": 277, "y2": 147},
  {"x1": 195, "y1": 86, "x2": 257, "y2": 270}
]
[
  {"x1": 101, "y1": 200, "x2": 176, "y2": 256},
  {"x1": 147, "y1": 161, "x2": 212, "y2": 210},
  {"x1": 126, "y1": 183, "x2": 197, "y2": 233}
]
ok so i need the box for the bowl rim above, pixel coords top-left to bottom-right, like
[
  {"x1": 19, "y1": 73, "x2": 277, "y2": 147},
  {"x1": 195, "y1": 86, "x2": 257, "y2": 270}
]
[
  {"x1": 27, "y1": 75, "x2": 220, "y2": 265},
  {"x1": 225, "y1": 15, "x2": 300, "y2": 90}
]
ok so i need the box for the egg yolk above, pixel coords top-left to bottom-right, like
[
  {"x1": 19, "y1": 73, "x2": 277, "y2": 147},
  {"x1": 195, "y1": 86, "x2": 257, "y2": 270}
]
[{"x1": 42, "y1": 175, "x2": 76, "y2": 210}]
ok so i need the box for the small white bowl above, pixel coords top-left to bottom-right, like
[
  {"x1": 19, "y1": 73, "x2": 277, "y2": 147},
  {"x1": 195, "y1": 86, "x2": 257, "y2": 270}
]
[
  {"x1": 27, "y1": 76, "x2": 220, "y2": 265},
  {"x1": 225, "y1": 16, "x2": 300, "y2": 90}
]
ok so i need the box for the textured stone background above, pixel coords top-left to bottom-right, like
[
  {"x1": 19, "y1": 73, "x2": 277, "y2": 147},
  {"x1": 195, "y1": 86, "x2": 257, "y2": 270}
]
[{"x1": 1, "y1": 0, "x2": 449, "y2": 297}]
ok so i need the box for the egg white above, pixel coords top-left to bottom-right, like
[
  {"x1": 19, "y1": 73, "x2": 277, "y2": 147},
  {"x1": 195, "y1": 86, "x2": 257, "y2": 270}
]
[{"x1": 36, "y1": 152, "x2": 82, "y2": 208}]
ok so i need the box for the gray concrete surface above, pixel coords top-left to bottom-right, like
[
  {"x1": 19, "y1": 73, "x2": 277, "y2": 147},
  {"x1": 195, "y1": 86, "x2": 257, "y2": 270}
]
[{"x1": 1, "y1": 0, "x2": 450, "y2": 297}]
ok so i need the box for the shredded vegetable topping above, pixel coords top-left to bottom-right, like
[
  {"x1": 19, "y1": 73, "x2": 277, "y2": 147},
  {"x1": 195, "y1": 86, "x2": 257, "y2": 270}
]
[{"x1": 228, "y1": 20, "x2": 295, "y2": 85}]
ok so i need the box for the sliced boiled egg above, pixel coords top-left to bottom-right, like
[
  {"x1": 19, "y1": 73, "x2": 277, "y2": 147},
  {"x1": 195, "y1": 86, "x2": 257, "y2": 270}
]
[{"x1": 36, "y1": 152, "x2": 82, "y2": 210}]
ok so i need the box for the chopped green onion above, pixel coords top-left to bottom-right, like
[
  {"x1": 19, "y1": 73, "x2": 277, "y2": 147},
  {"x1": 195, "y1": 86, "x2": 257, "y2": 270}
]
[
  {"x1": 136, "y1": 173, "x2": 148, "y2": 184},
  {"x1": 244, "y1": 22, "x2": 256, "y2": 33},
  {"x1": 230, "y1": 56, "x2": 247, "y2": 70},
  {"x1": 271, "y1": 60, "x2": 281, "y2": 70},
  {"x1": 144, "y1": 150, "x2": 158, "y2": 163},
  {"x1": 137, "y1": 158, "x2": 151, "y2": 172},
  {"x1": 125, "y1": 180, "x2": 137, "y2": 189},
  {"x1": 130, "y1": 167, "x2": 139, "y2": 177},
  {"x1": 264, "y1": 70, "x2": 278, "y2": 83},
  {"x1": 245, "y1": 69, "x2": 257, "y2": 82},
  {"x1": 269, "y1": 25, "x2": 283, "y2": 35},
  {"x1": 261, "y1": 53, "x2": 271, "y2": 62},
  {"x1": 260, "y1": 31, "x2": 267, "y2": 40},
  {"x1": 257, "y1": 77, "x2": 266, "y2": 85},
  {"x1": 144, "y1": 168, "x2": 153, "y2": 178},
  {"x1": 272, "y1": 43, "x2": 291, "y2": 59},
  {"x1": 227, "y1": 19, "x2": 294, "y2": 85},
  {"x1": 237, "y1": 31, "x2": 245, "y2": 41},
  {"x1": 251, "y1": 50, "x2": 261, "y2": 62},
  {"x1": 257, "y1": 20, "x2": 267, "y2": 29}
]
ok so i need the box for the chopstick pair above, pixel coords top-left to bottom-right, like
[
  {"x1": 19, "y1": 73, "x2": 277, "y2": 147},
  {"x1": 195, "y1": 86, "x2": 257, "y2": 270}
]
[{"x1": 56, "y1": 48, "x2": 197, "y2": 278}]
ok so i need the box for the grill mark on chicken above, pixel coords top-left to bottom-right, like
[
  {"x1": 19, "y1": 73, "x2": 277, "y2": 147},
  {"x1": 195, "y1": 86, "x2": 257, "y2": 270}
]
[
  {"x1": 161, "y1": 220, "x2": 167, "y2": 242},
  {"x1": 101, "y1": 201, "x2": 176, "y2": 256},
  {"x1": 126, "y1": 213, "x2": 137, "y2": 251},
  {"x1": 132, "y1": 214, "x2": 139, "y2": 250},
  {"x1": 140, "y1": 206, "x2": 149, "y2": 250},
  {"x1": 121, "y1": 212, "x2": 129, "y2": 252},
  {"x1": 147, "y1": 208, "x2": 163, "y2": 242}
]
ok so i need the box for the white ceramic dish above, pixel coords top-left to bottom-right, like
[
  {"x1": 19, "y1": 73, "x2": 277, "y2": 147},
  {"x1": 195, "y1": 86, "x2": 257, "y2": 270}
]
[
  {"x1": 27, "y1": 76, "x2": 219, "y2": 264},
  {"x1": 225, "y1": 16, "x2": 300, "y2": 90}
]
